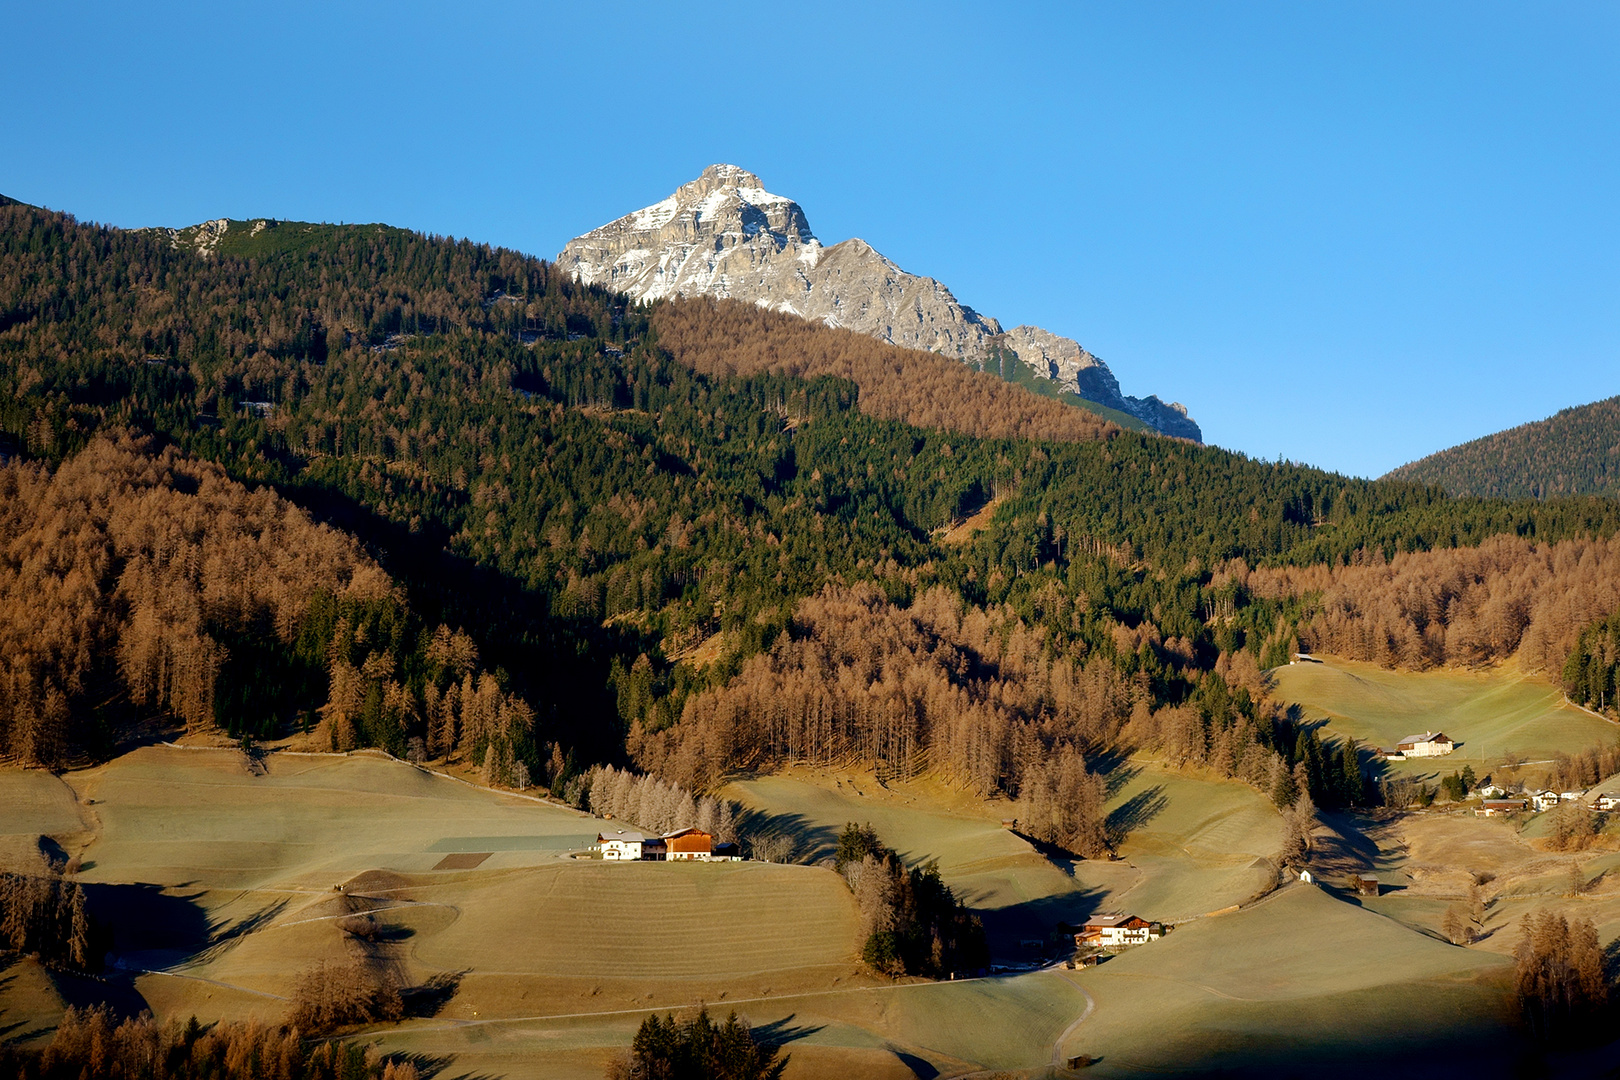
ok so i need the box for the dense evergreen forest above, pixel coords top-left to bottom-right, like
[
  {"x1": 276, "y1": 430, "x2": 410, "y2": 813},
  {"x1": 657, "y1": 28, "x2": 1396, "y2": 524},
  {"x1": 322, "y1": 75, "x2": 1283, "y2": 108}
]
[
  {"x1": 3, "y1": 195, "x2": 1619, "y2": 825},
  {"x1": 1386, "y1": 395, "x2": 1620, "y2": 500}
]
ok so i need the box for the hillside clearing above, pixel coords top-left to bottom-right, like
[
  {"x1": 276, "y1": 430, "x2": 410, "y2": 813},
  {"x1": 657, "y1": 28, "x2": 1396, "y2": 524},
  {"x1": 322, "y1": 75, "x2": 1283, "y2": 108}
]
[{"x1": 1273, "y1": 656, "x2": 1614, "y2": 769}]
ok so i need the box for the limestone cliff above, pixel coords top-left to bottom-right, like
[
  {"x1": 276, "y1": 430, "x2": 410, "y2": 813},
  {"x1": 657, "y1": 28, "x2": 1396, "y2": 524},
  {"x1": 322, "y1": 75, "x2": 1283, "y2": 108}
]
[{"x1": 559, "y1": 164, "x2": 1200, "y2": 441}]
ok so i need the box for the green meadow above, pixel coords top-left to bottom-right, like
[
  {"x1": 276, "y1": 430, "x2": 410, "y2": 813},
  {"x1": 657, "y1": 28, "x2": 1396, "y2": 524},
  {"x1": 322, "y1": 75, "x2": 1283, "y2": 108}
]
[{"x1": 1273, "y1": 656, "x2": 1616, "y2": 769}]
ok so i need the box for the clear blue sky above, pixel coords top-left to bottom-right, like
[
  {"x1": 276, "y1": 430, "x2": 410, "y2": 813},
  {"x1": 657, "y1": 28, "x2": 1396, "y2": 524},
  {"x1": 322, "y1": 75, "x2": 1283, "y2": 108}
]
[{"x1": 5, "y1": 2, "x2": 1616, "y2": 478}]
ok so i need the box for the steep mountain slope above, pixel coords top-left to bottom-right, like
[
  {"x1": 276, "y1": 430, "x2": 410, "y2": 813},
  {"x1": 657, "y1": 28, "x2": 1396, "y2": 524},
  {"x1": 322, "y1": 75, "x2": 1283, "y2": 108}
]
[
  {"x1": 1385, "y1": 395, "x2": 1620, "y2": 498},
  {"x1": 558, "y1": 164, "x2": 1201, "y2": 440},
  {"x1": 7, "y1": 191, "x2": 1620, "y2": 784}
]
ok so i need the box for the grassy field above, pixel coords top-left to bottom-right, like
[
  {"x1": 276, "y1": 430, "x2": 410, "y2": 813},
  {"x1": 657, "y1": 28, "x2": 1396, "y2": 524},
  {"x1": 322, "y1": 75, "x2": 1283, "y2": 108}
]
[
  {"x1": 1272, "y1": 656, "x2": 1617, "y2": 770},
  {"x1": 726, "y1": 759, "x2": 1284, "y2": 944},
  {"x1": 1063, "y1": 883, "x2": 1518, "y2": 1077},
  {"x1": 0, "y1": 749, "x2": 1104, "y2": 1078},
  {"x1": 6, "y1": 745, "x2": 1613, "y2": 1076}
]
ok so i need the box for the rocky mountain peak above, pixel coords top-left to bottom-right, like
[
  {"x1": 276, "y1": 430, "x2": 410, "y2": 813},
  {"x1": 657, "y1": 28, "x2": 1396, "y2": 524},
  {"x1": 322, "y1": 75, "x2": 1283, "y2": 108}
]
[{"x1": 558, "y1": 166, "x2": 1201, "y2": 441}]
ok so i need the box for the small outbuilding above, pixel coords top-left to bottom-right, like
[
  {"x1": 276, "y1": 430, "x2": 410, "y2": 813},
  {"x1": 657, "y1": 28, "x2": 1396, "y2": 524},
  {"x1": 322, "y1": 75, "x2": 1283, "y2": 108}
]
[
  {"x1": 1476, "y1": 799, "x2": 1527, "y2": 817},
  {"x1": 1351, "y1": 874, "x2": 1380, "y2": 897}
]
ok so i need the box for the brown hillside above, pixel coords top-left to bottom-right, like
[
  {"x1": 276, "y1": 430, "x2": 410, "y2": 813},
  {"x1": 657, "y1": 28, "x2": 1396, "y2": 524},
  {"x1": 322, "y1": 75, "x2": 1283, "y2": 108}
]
[{"x1": 650, "y1": 297, "x2": 1119, "y2": 444}]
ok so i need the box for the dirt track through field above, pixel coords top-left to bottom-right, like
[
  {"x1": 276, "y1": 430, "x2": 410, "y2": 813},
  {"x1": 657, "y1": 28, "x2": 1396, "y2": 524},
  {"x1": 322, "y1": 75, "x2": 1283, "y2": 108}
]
[{"x1": 1049, "y1": 970, "x2": 1095, "y2": 1069}]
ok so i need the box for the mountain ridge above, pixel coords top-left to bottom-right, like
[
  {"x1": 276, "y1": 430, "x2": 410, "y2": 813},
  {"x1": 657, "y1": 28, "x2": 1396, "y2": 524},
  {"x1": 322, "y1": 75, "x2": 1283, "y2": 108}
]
[
  {"x1": 557, "y1": 164, "x2": 1201, "y2": 441},
  {"x1": 1385, "y1": 395, "x2": 1620, "y2": 499}
]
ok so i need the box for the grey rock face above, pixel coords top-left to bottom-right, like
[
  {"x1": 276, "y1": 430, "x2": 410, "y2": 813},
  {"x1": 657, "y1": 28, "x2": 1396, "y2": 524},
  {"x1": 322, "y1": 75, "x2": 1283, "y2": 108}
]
[{"x1": 559, "y1": 164, "x2": 1200, "y2": 441}]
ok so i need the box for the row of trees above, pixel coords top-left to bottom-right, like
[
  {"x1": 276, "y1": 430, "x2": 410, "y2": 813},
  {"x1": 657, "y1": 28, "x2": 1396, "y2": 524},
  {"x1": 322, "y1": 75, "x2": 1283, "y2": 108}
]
[
  {"x1": 582, "y1": 764, "x2": 739, "y2": 843},
  {"x1": 1, "y1": 870, "x2": 92, "y2": 970},
  {"x1": 1563, "y1": 608, "x2": 1620, "y2": 712},
  {"x1": 833, "y1": 823, "x2": 989, "y2": 978},
  {"x1": 610, "y1": 1008, "x2": 788, "y2": 1080},
  {"x1": 1513, "y1": 910, "x2": 1608, "y2": 1042},
  {"x1": 0, "y1": 1006, "x2": 420, "y2": 1080}
]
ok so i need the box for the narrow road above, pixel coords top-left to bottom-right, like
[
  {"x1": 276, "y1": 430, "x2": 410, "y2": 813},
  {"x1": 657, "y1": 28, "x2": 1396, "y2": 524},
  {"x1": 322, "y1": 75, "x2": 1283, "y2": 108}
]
[
  {"x1": 127, "y1": 967, "x2": 289, "y2": 1001},
  {"x1": 1049, "y1": 968, "x2": 1095, "y2": 1070}
]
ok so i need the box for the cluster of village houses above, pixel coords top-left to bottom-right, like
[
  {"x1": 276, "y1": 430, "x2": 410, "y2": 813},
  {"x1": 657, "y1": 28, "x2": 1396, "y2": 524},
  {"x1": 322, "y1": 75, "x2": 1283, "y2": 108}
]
[
  {"x1": 1361, "y1": 731, "x2": 1620, "y2": 817},
  {"x1": 1475, "y1": 786, "x2": 1620, "y2": 816},
  {"x1": 594, "y1": 827, "x2": 741, "y2": 861}
]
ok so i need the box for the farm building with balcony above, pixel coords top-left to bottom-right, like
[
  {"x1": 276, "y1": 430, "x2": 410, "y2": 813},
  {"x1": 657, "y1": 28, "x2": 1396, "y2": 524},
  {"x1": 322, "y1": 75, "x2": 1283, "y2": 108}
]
[{"x1": 1076, "y1": 914, "x2": 1163, "y2": 949}]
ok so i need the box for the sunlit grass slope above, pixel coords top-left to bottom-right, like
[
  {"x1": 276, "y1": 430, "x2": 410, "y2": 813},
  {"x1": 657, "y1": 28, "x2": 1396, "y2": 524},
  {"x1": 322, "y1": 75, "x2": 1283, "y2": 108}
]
[
  {"x1": 1065, "y1": 883, "x2": 1516, "y2": 1077},
  {"x1": 1273, "y1": 656, "x2": 1615, "y2": 767}
]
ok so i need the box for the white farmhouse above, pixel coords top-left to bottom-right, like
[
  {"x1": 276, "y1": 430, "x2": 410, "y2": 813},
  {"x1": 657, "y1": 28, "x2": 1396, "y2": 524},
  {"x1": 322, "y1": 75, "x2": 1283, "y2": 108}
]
[
  {"x1": 598, "y1": 830, "x2": 644, "y2": 860},
  {"x1": 1532, "y1": 791, "x2": 1562, "y2": 812},
  {"x1": 1395, "y1": 731, "x2": 1454, "y2": 758},
  {"x1": 1077, "y1": 914, "x2": 1163, "y2": 948}
]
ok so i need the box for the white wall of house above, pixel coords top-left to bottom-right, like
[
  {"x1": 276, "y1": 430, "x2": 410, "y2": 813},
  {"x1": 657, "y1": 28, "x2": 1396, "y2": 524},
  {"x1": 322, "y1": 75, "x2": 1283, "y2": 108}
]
[{"x1": 602, "y1": 841, "x2": 641, "y2": 860}]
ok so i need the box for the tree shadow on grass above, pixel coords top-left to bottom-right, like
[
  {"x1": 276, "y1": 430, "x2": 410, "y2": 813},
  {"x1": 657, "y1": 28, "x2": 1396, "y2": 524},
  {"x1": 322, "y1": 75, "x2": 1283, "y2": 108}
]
[
  {"x1": 382, "y1": 1052, "x2": 461, "y2": 1079},
  {"x1": 961, "y1": 884, "x2": 1114, "y2": 962},
  {"x1": 1310, "y1": 812, "x2": 1401, "y2": 879},
  {"x1": 889, "y1": 1048, "x2": 939, "y2": 1078},
  {"x1": 1106, "y1": 786, "x2": 1168, "y2": 843},
  {"x1": 44, "y1": 967, "x2": 150, "y2": 1020},
  {"x1": 400, "y1": 971, "x2": 466, "y2": 1019},
  {"x1": 84, "y1": 882, "x2": 213, "y2": 967},
  {"x1": 733, "y1": 808, "x2": 841, "y2": 865},
  {"x1": 0, "y1": 955, "x2": 56, "y2": 1045},
  {"x1": 1603, "y1": 938, "x2": 1620, "y2": 985},
  {"x1": 1087, "y1": 748, "x2": 1141, "y2": 800},
  {"x1": 751, "y1": 1012, "x2": 825, "y2": 1048},
  {"x1": 1010, "y1": 829, "x2": 1083, "y2": 877}
]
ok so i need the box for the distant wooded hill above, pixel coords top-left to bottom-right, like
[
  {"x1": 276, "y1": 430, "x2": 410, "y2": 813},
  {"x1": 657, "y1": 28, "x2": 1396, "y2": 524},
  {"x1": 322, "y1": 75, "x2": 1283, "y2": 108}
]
[{"x1": 1385, "y1": 395, "x2": 1620, "y2": 499}]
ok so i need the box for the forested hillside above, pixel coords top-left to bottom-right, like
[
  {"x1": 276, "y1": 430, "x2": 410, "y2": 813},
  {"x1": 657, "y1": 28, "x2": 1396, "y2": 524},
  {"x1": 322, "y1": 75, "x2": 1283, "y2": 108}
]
[
  {"x1": 1386, "y1": 395, "x2": 1620, "y2": 499},
  {"x1": 0, "y1": 435, "x2": 535, "y2": 773},
  {"x1": 4, "y1": 195, "x2": 1620, "y2": 823}
]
